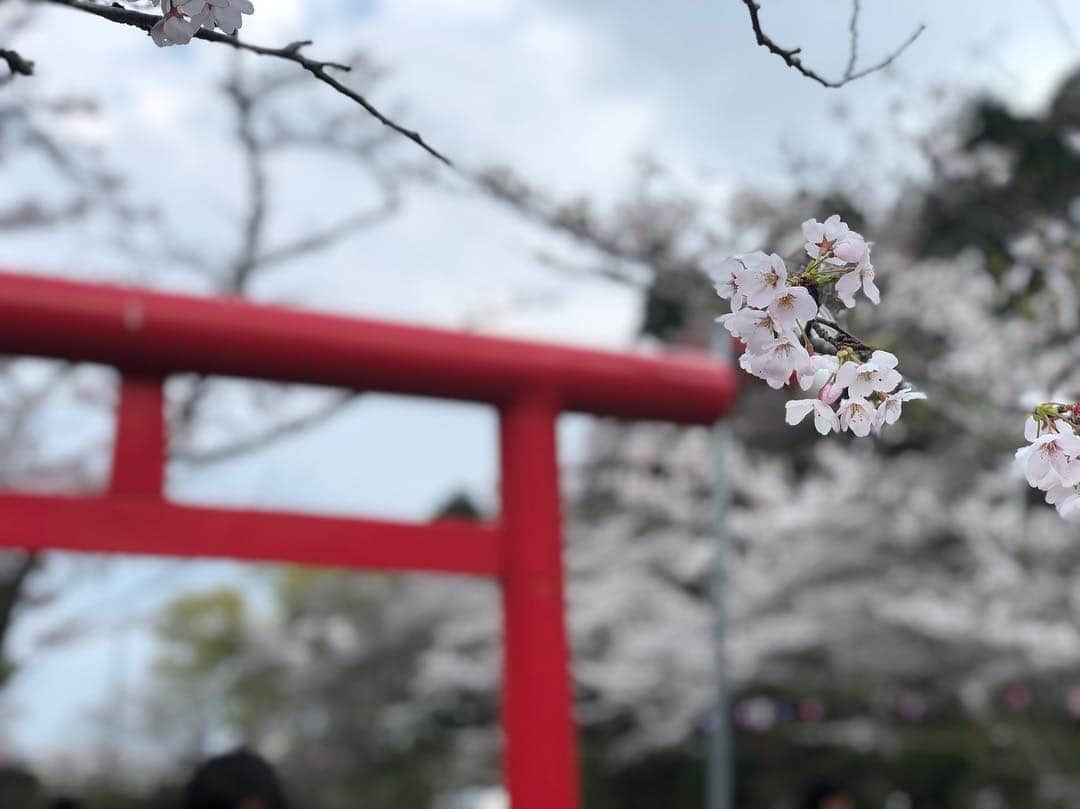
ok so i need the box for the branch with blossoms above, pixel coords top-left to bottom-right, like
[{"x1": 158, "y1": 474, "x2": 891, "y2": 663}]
[
  {"x1": 1016, "y1": 401, "x2": 1080, "y2": 524},
  {"x1": 714, "y1": 214, "x2": 926, "y2": 438},
  {"x1": 27, "y1": 0, "x2": 451, "y2": 165}
]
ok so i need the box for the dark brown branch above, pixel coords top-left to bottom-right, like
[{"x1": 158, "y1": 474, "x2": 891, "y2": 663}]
[
  {"x1": 225, "y1": 72, "x2": 269, "y2": 294},
  {"x1": 0, "y1": 47, "x2": 34, "y2": 81},
  {"x1": 0, "y1": 553, "x2": 39, "y2": 683},
  {"x1": 740, "y1": 0, "x2": 925, "y2": 89},
  {"x1": 35, "y1": 0, "x2": 451, "y2": 165},
  {"x1": 808, "y1": 317, "x2": 873, "y2": 357}
]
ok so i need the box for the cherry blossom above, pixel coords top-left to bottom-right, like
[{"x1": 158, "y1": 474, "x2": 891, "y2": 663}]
[
  {"x1": 1046, "y1": 483, "x2": 1080, "y2": 523},
  {"x1": 714, "y1": 214, "x2": 923, "y2": 439},
  {"x1": 717, "y1": 307, "x2": 781, "y2": 352},
  {"x1": 738, "y1": 251, "x2": 788, "y2": 308},
  {"x1": 1016, "y1": 431, "x2": 1080, "y2": 488},
  {"x1": 834, "y1": 351, "x2": 901, "y2": 399},
  {"x1": 802, "y1": 214, "x2": 849, "y2": 260},
  {"x1": 151, "y1": 0, "x2": 254, "y2": 47},
  {"x1": 838, "y1": 396, "x2": 877, "y2": 437},
  {"x1": 744, "y1": 335, "x2": 811, "y2": 390},
  {"x1": 713, "y1": 256, "x2": 746, "y2": 311},
  {"x1": 876, "y1": 388, "x2": 927, "y2": 426},
  {"x1": 1017, "y1": 400, "x2": 1080, "y2": 523},
  {"x1": 767, "y1": 285, "x2": 816, "y2": 332},
  {"x1": 785, "y1": 399, "x2": 840, "y2": 435},
  {"x1": 836, "y1": 256, "x2": 880, "y2": 307}
]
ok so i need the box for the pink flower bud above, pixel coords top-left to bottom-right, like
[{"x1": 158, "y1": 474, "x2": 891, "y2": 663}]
[
  {"x1": 833, "y1": 234, "x2": 867, "y2": 264},
  {"x1": 818, "y1": 380, "x2": 842, "y2": 405}
]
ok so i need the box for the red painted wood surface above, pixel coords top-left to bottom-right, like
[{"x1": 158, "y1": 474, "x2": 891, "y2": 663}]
[
  {"x1": 500, "y1": 395, "x2": 581, "y2": 808},
  {"x1": 0, "y1": 492, "x2": 500, "y2": 575},
  {"x1": 0, "y1": 271, "x2": 734, "y2": 424},
  {"x1": 109, "y1": 376, "x2": 165, "y2": 497},
  {"x1": 0, "y1": 271, "x2": 736, "y2": 808}
]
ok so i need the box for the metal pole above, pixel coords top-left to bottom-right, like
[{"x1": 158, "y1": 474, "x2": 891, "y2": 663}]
[{"x1": 708, "y1": 326, "x2": 733, "y2": 809}]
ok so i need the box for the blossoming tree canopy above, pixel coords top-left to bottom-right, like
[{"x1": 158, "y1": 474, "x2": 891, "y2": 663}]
[
  {"x1": 714, "y1": 214, "x2": 926, "y2": 439},
  {"x1": 151, "y1": 0, "x2": 254, "y2": 46},
  {"x1": 1017, "y1": 402, "x2": 1080, "y2": 524}
]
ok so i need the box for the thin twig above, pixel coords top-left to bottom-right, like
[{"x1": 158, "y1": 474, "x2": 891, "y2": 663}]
[
  {"x1": 740, "y1": 0, "x2": 925, "y2": 89},
  {"x1": 0, "y1": 553, "x2": 39, "y2": 679},
  {"x1": 0, "y1": 47, "x2": 34, "y2": 80},
  {"x1": 844, "y1": 0, "x2": 860, "y2": 79},
  {"x1": 35, "y1": 0, "x2": 451, "y2": 165}
]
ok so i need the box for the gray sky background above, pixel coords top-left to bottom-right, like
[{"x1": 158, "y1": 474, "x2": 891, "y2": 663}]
[{"x1": 3, "y1": 0, "x2": 1080, "y2": 763}]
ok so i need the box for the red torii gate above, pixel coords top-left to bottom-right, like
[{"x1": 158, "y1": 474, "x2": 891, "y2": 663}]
[{"x1": 0, "y1": 271, "x2": 736, "y2": 808}]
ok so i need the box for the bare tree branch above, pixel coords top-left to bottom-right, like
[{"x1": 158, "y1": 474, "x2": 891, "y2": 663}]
[
  {"x1": 844, "y1": 0, "x2": 861, "y2": 79},
  {"x1": 169, "y1": 56, "x2": 412, "y2": 462},
  {"x1": 34, "y1": 0, "x2": 452, "y2": 165},
  {"x1": 0, "y1": 553, "x2": 39, "y2": 683},
  {"x1": 0, "y1": 47, "x2": 33, "y2": 81},
  {"x1": 0, "y1": 197, "x2": 89, "y2": 230},
  {"x1": 224, "y1": 70, "x2": 270, "y2": 294},
  {"x1": 740, "y1": 0, "x2": 925, "y2": 89}
]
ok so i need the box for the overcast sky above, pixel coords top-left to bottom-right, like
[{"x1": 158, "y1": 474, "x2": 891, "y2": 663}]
[{"x1": 3, "y1": 0, "x2": 1080, "y2": 763}]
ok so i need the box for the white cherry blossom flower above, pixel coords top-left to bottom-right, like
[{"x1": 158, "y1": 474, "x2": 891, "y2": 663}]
[
  {"x1": 767, "y1": 285, "x2": 817, "y2": 332},
  {"x1": 785, "y1": 398, "x2": 840, "y2": 435},
  {"x1": 717, "y1": 307, "x2": 781, "y2": 352},
  {"x1": 869, "y1": 350, "x2": 902, "y2": 391},
  {"x1": 737, "y1": 252, "x2": 788, "y2": 309},
  {"x1": 836, "y1": 255, "x2": 880, "y2": 307},
  {"x1": 1015, "y1": 431, "x2": 1080, "y2": 489},
  {"x1": 1047, "y1": 483, "x2": 1080, "y2": 522},
  {"x1": 202, "y1": 0, "x2": 255, "y2": 35},
  {"x1": 744, "y1": 335, "x2": 811, "y2": 390},
  {"x1": 838, "y1": 396, "x2": 877, "y2": 437},
  {"x1": 712, "y1": 256, "x2": 746, "y2": 311},
  {"x1": 152, "y1": 0, "x2": 253, "y2": 46},
  {"x1": 877, "y1": 388, "x2": 927, "y2": 426},
  {"x1": 802, "y1": 214, "x2": 849, "y2": 260},
  {"x1": 1024, "y1": 415, "x2": 1073, "y2": 441},
  {"x1": 834, "y1": 356, "x2": 899, "y2": 399}
]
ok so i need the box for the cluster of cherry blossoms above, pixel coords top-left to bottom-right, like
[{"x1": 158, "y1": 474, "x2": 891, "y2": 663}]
[
  {"x1": 1017, "y1": 402, "x2": 1080, "y2": 523},
  {"x1": 715, "y1": 215, "x2": 925, "y2": 437},
  {"x1": 150, "y1": 0, "x2": 254, "y2": 46}
]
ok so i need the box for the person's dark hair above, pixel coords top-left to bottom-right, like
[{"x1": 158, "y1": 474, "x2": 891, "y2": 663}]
[
  {"x1": 798, "y1": 779, "x2": 847, "y2": 809},
  {"x1": 49, "y1": 800, "x2": 83, "y2": 809},
  {"x1": 185, "y1": 749, "x2": 287, "y2": 809}
]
